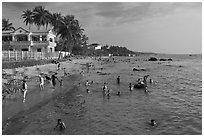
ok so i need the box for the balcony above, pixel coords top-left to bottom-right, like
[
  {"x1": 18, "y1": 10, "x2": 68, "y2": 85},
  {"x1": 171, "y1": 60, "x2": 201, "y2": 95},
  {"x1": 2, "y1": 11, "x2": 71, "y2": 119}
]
[
  {"x1": 2, "y1": 41, "x2": 11, "y2": 45},
  {"x1": 31, "y1": 41, "x2": 49, "y2": 46},
  {"x1": 10, "y1": 41, "x2": 31, "y2": 46}
]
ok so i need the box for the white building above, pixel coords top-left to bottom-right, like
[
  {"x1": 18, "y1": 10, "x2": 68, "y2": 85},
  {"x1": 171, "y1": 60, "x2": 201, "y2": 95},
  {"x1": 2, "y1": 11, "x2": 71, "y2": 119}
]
[{"x1": 2, "y1": 27, "x2": 57, "y2": 53}]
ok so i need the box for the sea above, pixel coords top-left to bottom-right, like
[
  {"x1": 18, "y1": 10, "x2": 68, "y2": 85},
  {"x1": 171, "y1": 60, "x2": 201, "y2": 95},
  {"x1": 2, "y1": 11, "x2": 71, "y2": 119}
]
[{"x1": 2, "y1": 54, "x2": 202, "y2": 135}]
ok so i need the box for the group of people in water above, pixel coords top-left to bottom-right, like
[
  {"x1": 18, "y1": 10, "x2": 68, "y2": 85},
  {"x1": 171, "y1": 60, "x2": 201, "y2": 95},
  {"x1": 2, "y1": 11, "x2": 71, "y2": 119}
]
[
  {"x1": 21, "y1": 62, "x2": 68, "y2": 103},
  {"x1": 20, "y1": 57, "x2": 158, "y2": 132}
]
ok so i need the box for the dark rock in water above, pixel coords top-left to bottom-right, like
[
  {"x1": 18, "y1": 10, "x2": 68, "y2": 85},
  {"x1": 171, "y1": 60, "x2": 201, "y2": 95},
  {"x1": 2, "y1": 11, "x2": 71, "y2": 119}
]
[
  {"x1": 159, "y1": 58, "x2": 167, "y2": 61},
  {"x1": 97, "y1": 72, "x2": 110, "y2": 75},
  {"x1": 148, "y1": 57, "x2": 158, "y2": 61},
  {"x1": 159, "y1": 58, "x2": 173, "y2": 61},
  {"x1": 133, "y1": 68, "x2": 146, "y2": 71}
]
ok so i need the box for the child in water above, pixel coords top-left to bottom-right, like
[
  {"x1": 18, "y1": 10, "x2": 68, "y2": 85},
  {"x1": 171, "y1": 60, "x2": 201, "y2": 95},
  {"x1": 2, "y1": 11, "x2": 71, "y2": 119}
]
[
  {"x1": 150, "y1": 119, "x2": 157, "y2": 126},
  {"x1": 129, "y1": 83, "x2": 133, "y2": 91},
  {"x1": 116, "y1": 91, "x2": 121, "y2": 96},
  {"x1": 59, "y1": 76, "x2": 63, "y2": 87}
]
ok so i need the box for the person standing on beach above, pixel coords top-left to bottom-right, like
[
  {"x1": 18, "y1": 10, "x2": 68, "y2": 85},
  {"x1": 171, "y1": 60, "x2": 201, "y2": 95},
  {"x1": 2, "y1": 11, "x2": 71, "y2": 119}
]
[
  {"x1": 39, "y1": 74, "x2": 44, "y2": 91},
  {"x1": 51, "y1": 73, "x2": 59, "y2": 89},
  {"x1": 22, "y1": 80, "x2": 27, "y2": 102},
  {"x1": 117, "y1": 76, "x2": 120, "y2": 85}
]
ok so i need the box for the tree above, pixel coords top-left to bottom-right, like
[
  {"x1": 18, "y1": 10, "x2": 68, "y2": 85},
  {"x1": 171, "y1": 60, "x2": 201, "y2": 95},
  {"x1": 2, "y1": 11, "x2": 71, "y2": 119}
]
[
  {"x1": 49, "y1": 12, "x2": 63, "y2": 32},
  {"x1": 2, "y1": 18, "x2": 15, "y2": 31},
  {"x1": 32, "y1": 6, "x2": 50, "y2": 30},
  {"x1": 21, "y1": 9, "x2": 34, "y2": 30},
  {"x1": 54, "y1": 15, "x2": 84, "y2": 59}
]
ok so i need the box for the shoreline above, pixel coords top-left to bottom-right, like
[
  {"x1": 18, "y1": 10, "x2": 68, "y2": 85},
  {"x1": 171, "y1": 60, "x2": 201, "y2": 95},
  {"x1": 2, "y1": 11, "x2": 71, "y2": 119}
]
[
  {"x1": 2, "y1": 57, "x2": 96, "y2": 134},
  {"x1": 2, "y1": 74, "x2": 82, "y2": 135}
]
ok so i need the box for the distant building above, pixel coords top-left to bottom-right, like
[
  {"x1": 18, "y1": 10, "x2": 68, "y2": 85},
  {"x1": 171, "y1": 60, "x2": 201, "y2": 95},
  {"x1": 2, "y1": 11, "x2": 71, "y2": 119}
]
[
  {"x1": 88, "y1": 43, "x2": 101, "y2": 50},
  {"x1": 2, "y1": 27, "x2": 57, "y2": 53},
  {"x1": 95, "y1": 45, "x2": 101, "y2": 50}
]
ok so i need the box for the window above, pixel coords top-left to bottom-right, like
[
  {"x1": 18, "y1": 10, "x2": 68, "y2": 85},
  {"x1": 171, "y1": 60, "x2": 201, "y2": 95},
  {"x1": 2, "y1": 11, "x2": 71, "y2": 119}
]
[
  {"x1": 42, "y1": 35, "x2": 47, "y2": 41},
  {"x1": 50, "y1": 38, "x2": 53, "y2": 42},
  {"x1": 37, "y1": 48, "x2": 41, "y2": 52}
]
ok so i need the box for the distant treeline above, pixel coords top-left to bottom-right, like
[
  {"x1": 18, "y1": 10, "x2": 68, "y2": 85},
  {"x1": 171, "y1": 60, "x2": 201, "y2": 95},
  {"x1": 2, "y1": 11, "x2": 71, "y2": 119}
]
[{"x1": 56, "y1": 43, "x2": 136, "y2": 56}]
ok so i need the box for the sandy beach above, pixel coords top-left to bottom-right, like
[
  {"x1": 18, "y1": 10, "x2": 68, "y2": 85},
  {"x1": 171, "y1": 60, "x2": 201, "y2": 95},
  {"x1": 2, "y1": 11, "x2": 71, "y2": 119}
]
[{"x1": 2, "y1": 57, "x2": 96, "y2": 134}]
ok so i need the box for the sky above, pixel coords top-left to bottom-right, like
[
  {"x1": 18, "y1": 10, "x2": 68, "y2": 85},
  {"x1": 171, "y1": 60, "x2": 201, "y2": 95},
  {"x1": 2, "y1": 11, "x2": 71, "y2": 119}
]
[{"x1": 2, "y1": 2, "x2": 202, "y2": 54}]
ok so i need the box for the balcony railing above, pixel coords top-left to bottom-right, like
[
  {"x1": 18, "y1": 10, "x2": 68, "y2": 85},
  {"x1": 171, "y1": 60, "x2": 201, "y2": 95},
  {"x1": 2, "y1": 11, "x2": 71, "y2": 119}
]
[
  {"x1": 10, "y1": 41, "x2": 31, "y2": 46},
  {"x1": 2, "y1": 41, "x2": 11, "y2": 45},
  {"x1": 3, "y1": 40, "x2": 50, "y2": 46},
  {"x1": 31, "y1": 41, "x2": 49, "y2": 46}
]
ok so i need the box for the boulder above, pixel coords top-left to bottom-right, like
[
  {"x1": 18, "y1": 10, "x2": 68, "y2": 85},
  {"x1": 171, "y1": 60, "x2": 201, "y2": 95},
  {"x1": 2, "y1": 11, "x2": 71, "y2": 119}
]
[
  {"x1": 159, "y1": 58, "x2": 167, "y2": 61},
  {"x1": 148, "y1": 57, "x2": 158, "y2": 61},
  {"x1": 133, "y1": 68, "x2": 146, "y2": 71}
]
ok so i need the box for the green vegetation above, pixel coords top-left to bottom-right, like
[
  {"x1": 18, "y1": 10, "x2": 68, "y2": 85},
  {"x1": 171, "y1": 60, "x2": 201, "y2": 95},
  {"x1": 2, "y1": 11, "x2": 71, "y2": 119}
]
[
  {"x1": 21, "y1": 5, "x2": 85, "y2": 59},
  {"x1": 2, "y1": 18, "x2": 15, "y2": 31},
  {"x1": 3, "y1": 5, "x2": 136, "y2": 59}
]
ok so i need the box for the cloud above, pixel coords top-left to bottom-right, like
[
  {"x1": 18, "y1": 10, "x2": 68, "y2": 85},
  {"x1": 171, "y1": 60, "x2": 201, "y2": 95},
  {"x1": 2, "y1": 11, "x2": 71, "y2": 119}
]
[{"x1": 93, "y1": 2, "x2": 202, "y2": 26}]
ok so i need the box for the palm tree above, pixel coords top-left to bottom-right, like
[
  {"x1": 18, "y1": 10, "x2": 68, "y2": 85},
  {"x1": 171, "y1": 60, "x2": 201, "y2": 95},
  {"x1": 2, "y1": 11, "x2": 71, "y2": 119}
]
[
  {"x1": 54, "y1": 15, "x2": 84, "y2": 59},
  {"x1": 49, "y1": 12, "x2": 63, "y2": 32},
  {"x1": 81, "y1": 34, "x2": 89, "y2": 55},
  {"x1": 32, "y1": 6, "x2": 50, "y2": 30},
  {"x1": 2, "y1": 18, "x2": 15, "y2": 31},
  {"x1": 21, "y1": 9, "x2": 34, "y2": 30}
]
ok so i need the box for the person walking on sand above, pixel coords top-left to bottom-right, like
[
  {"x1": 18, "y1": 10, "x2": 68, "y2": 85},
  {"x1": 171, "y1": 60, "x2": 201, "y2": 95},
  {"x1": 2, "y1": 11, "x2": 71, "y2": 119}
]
[
  {"x1": 51, "y1": 73, "x2": 59, "y2": 89},
  {"x1": 39, "y1": 74, "x2": 44, "y2": 91},
  {"x1": 55, "y1": 119, "x2": 66, "y2": 130},
  {"x1": 22, "y1": 80, "x2": 28, "y2": 102}
]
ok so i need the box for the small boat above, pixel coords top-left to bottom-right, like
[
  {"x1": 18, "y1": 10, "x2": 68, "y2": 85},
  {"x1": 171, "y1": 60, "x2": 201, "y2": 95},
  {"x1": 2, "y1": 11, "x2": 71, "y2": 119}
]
[{"x1": 134, "y1": 82, "x2": 146, "y2": 89}]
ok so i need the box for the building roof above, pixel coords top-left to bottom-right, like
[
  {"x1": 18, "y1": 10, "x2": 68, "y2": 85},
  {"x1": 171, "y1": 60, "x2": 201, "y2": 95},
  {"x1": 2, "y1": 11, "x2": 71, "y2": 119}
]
[{"x1": 2, "y1": 27, "x2": 56, "y2": 36}]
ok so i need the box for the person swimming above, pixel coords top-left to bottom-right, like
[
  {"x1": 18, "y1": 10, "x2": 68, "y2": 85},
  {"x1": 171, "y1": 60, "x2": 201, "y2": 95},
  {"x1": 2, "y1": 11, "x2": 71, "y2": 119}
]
[
  {"x1": 150, "y1": 78, "x2": 153, "y2": 83},
  {"x1": 85, "y1": 80, "x2": 89, "y2": 86},
  {"x1": 129, "y1": 83, "x2": 133, "y2": 91},
  {"x1": 103, "y1": 83, "x2": 108, "y2": 92},
  {"x1": 51, "y1": 73, "x2": 59, "y2": 89},
  {"x1": 55, "y1": 119, "x2": 66, "y2": 130},
  {"x1": 150, "y1": 119, "x2": 157, "y2": 126},
  {"x1": 116, "y1": 91, "x2": 121, "y2": 96},
  {"x1": 106, "y1": 90, "x2": 110, "y2": 96},
  {"x1": 59, "y1": 76, "x2": 63, "y2": 87},
  {"x1": 86, "y1": 88, "x2": 90, "y2": 93}
]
